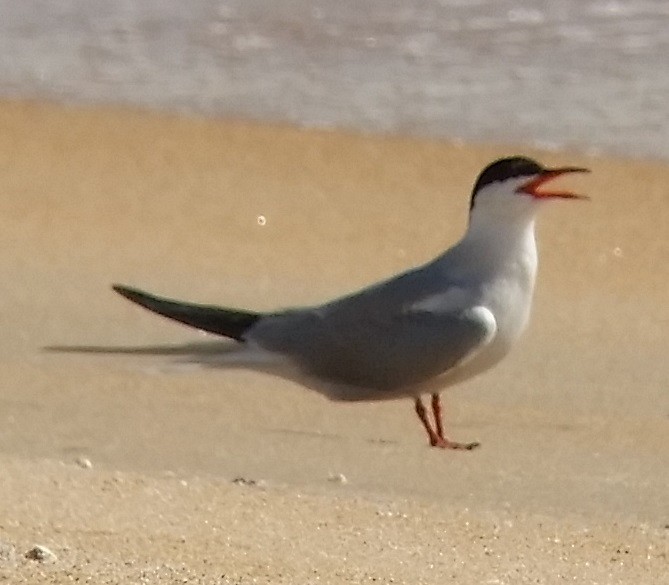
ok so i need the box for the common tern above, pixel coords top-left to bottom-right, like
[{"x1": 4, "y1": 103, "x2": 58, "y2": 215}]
[{"x1": 113, "y1": 156, "x2": 589, "y2": 449}]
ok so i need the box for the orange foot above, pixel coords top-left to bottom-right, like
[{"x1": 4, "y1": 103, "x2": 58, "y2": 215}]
[
  {"x1": 414, "y1": 394, "x2": 480, "y2": 451},
  {"x1": 430, "y1": 437, "x2": 481, "y2": 450}
]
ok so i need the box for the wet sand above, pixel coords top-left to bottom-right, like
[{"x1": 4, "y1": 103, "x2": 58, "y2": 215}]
[{"x1": 0, "y1": 100, "x2": 667, "y2": 583}]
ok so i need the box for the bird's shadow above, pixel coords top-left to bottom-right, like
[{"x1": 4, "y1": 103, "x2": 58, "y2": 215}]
[
  {"x1": 44, "y1": 341, "x2": 402, "y2": 445},
  {"x1": 44, "y1": 339, "x2": 317, "y2": 390},
  {"x1": 43, "y1": 340, "x2": 240, "y2": 368},
  {"x1": 44, "y1": 338, "x2": 392, "y2": 403}
]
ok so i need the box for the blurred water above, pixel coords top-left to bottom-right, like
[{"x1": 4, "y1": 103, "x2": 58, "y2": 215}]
[{"x1": 1, "y1": 0, "x2": 668, "y2": 159}]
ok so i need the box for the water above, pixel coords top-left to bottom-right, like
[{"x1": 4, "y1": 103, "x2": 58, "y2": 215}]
[{"x1": 1, "y1": 0, "x2": 668, "y2": 160}]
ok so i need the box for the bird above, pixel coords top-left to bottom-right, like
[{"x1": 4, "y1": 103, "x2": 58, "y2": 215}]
[{"x1": 112, "y1": 156, "x2": 589, "y2": 450}]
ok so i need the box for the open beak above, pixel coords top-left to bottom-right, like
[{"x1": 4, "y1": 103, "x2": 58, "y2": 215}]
[{"x1": 518, "y1": 166, "x2": 590, "y2": 200}]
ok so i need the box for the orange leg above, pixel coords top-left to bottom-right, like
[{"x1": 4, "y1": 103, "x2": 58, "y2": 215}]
[
  {"x1": 414, "y1": 394, "x2": 480, "y2": 450},
  {"x1": 414, "y1": 395, "x2": 440, "y2": 447},
  {"x1": 431, "y1": 393, "x2": 445, "y2": 440}
]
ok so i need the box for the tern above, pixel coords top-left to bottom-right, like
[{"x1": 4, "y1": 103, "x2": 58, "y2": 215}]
[{"x1": 113, "y1": 156, "x2": 589, "y2": 449}]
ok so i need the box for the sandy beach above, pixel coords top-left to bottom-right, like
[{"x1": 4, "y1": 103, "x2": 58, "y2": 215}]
[{"x1": 0, "y1": 100, "x2": 667, "y2": 583}]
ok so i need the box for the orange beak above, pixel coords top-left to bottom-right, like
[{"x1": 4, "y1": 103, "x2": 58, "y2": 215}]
[{"x1": 518, "y1": 166, "x2": 590, "y2": 200}]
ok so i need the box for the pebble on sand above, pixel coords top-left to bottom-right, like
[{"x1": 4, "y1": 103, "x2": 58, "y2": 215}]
[
  {"x1": 327, "y1": 472, "x2": 348, "y2": 485},
  {"x1": 231, "y1": 477, "x2": 266, "y2": 488},
  {"x1": 25, "y1": 545, "x2": 57, "y2": 563},
  {"x1": 75, "y1": 456, "x2": 93, "y2": 469}
]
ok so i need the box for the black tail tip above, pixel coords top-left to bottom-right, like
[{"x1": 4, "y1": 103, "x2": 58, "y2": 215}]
[{"x1": 112, "y1": 284, "x2": 143, "y2": 301}]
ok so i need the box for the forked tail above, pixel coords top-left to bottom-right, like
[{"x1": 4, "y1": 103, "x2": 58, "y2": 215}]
[{"x1": 112, "y1": 285, "x2": 262, "y2": 341}]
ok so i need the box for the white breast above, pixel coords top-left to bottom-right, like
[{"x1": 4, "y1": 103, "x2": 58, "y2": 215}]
[{"x1": 427, "y1": 212, "x2": 539, "y2": 388}]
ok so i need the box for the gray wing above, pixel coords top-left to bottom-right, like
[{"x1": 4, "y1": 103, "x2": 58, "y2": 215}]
[{"x1": 248, "y1": 275, "x2": 496, "y2": 392}]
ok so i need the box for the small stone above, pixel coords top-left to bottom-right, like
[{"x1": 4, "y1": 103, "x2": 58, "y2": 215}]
[
  {"x1": 75, "y1": 456, "x2": 93, "y2": 469},
  {"x1": 25, "y1": 545, "x2": 57, "y2": 563},
  {"x1": 327, "y1": 472, "x2": 348, "y2": 485},
  {"x1": 230, "y1": 476, "x2": 266, "y2": 488}
]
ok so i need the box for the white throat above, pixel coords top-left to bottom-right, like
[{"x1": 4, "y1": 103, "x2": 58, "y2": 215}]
[{"x1": 461, "y1": 198, "x2": 539, "y2": 278}]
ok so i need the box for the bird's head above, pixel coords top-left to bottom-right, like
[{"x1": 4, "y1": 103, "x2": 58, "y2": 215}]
[{"x1": 469, "y1": 156, "x2": 590, "y2": 220}]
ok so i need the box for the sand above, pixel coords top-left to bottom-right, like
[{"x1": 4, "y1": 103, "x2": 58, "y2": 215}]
[{"x1": 0, "y1": 100, "x2": 667, "y2": 583}]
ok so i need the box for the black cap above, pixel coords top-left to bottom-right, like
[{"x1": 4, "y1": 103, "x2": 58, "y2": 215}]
[{"x1": 470, "y1": 156, "x2": 544, "y2": 210}]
